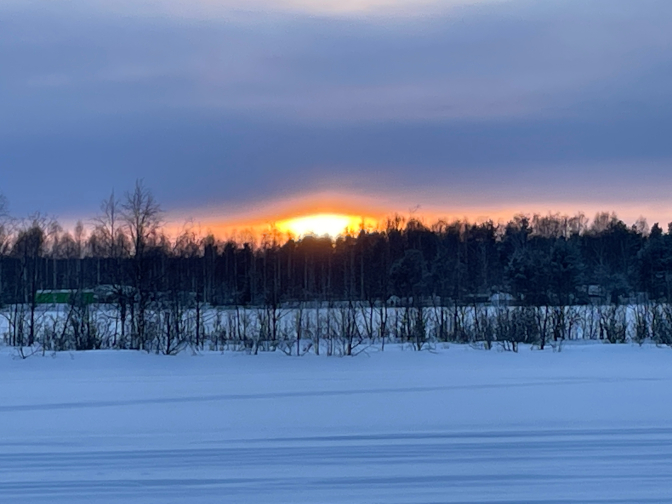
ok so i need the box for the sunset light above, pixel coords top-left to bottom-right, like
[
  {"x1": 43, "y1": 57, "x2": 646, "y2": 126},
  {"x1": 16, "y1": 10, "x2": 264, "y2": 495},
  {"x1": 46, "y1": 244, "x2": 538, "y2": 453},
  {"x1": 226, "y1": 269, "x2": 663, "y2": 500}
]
[{"x1": 277, "y1": 214, "x2": 365, "y2": 238}]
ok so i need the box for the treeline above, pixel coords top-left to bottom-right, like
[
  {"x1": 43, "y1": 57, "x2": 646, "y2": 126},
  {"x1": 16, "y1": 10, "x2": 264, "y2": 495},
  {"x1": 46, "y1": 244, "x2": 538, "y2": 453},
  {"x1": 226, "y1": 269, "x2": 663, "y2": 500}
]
[
  {"x1": 2, "y1": 182, "x2": 672, "y2": 353},
  {"x1": 1, "y1": 183, "x2": 672, "y2": 307}
]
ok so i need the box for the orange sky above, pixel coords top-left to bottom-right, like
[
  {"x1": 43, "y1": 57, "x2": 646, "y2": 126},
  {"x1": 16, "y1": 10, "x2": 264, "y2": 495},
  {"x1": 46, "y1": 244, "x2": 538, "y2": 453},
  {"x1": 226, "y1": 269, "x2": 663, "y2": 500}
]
[{"x1": 162, "y1": 189, "x2": 670, "y2": 241}]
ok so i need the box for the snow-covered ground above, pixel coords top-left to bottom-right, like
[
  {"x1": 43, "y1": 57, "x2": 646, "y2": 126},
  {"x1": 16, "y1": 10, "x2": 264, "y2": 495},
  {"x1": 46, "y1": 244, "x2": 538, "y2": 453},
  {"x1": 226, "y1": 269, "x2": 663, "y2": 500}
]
[{"x1": 1, "y1": 344, "x2": 672, "y2": 503}]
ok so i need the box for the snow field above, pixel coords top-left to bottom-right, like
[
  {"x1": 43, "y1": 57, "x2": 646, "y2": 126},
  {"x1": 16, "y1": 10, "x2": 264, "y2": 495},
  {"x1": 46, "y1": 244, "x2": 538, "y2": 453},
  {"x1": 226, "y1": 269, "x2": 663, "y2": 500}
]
[{"x1": 1, "y1": 344, "x2": 672, "y2": 503}]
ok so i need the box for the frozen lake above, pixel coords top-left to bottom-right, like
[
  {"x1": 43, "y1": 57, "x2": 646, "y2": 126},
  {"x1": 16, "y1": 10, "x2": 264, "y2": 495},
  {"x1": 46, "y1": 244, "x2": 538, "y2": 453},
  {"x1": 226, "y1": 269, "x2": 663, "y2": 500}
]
[{"x1": 1, "y1": 344, "x2": 672, "y2": 503}]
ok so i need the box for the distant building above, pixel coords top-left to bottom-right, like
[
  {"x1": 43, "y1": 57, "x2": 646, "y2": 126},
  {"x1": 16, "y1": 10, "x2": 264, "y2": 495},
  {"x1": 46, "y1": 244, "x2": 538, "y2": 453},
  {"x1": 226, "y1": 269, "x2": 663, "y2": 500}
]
[
  {"x1": 578, "y1": 285, "x2": 608, "y2": 305},
  {"x1": 35, "y1": 290, "x2": 95, "y2": 305},
  {"x1": 490, "y1": 292, "x2": 515, "y2": 307}
]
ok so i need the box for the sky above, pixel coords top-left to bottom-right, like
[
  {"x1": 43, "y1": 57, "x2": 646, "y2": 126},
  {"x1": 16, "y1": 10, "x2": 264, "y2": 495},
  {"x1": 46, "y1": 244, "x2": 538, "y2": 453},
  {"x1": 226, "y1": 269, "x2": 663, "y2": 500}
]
[{"x1": 2, "y1": 0, "x2": 672, "y2": 231}]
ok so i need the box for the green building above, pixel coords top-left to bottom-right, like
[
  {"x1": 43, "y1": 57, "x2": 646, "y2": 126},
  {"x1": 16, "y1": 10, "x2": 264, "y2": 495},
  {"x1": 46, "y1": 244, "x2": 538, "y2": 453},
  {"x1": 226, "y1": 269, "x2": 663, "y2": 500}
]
[{"x1": 35, "y1": 290, "x2": 95, "y2": 305}]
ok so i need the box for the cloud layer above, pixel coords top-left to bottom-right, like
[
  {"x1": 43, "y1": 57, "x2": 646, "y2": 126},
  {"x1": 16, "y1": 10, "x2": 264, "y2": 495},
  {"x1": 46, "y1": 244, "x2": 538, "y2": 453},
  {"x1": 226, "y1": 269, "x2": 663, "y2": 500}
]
[{"x1": 2, "y1": 0, "x2": 672, "y2": 225}]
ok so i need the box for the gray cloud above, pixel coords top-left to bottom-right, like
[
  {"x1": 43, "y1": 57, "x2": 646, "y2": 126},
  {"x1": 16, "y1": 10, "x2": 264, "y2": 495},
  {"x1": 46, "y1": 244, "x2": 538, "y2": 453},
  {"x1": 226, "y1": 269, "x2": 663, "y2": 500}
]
[{"x1": 1, "y1": 0, "x2": 672, "y2": 223}]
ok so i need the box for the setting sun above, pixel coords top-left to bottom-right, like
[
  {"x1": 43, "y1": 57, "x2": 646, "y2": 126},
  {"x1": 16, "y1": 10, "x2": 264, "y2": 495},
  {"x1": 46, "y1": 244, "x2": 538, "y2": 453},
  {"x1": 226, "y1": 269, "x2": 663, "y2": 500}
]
[{"x1": 277, "y1": 214, "x2": 367, "y2": 238}]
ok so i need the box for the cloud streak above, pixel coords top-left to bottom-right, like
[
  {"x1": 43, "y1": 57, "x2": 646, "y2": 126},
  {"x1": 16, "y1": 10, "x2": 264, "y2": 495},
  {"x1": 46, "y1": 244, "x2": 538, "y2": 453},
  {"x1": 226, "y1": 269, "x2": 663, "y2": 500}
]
[{"x1": 2, "y1": 0, "x2": 672, "y2": 226}]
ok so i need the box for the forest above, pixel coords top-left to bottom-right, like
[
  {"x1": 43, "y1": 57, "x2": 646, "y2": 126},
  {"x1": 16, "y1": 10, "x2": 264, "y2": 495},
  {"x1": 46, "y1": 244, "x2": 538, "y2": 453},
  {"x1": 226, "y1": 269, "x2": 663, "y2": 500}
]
[{"x1": 2, "y1": 181, "x2": 672, "y2": 355}]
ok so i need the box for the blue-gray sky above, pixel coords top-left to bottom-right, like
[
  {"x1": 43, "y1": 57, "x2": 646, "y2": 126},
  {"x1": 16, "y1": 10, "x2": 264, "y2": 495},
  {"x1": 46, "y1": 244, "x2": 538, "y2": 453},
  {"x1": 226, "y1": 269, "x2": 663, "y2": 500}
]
[{"x1": 2, "y1": 0, "x2": 672, "y2": 227}]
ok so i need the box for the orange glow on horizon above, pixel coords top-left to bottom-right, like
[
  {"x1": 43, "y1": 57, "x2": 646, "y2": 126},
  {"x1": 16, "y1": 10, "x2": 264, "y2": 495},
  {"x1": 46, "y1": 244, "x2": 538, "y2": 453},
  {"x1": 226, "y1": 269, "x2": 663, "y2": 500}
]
[
  {"x1": 276, "y1": 214, "x2": 376, "y2": 238},
  {"x1": 163, "y1": 188, "x2": 671, "y2": 243}
]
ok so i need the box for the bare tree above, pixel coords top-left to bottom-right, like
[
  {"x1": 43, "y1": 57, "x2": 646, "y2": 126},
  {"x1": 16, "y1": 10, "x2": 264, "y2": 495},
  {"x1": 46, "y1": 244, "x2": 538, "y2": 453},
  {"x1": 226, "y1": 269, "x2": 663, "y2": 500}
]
[
  {"x1": 93, "y1": 190, "x2": 124, "y2": 258},
  {"x1": 122, "y1": 180, "x2": 163, "y2": 349},
  {"x1": 11, "y1": 214, "x2": 54, "y2": 347},
  {"x1": 0, "y1": 194, "x2": 9, "y2": 236},
  {"x1": 92, "y1": 191, "x2": 131, "y2": 346},
  {"x1": 123, "y1": 180, "x2": 162, "y2": 260},
  {"x1": 0, "y1": 195, "x2": 13, "y2": 306}
]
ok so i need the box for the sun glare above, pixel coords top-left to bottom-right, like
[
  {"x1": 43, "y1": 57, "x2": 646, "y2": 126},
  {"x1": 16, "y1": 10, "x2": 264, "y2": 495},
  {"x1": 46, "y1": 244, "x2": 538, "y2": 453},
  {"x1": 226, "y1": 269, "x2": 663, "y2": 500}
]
[{"x1": 278, "y1": 214, "x2": 364, "y2": 238}]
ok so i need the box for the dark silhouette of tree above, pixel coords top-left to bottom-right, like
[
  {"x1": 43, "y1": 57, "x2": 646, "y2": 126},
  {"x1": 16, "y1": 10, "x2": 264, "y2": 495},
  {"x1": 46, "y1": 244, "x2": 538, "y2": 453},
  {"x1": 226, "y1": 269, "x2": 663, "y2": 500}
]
[
  {"x1": 7, "y1": 183, "x2": 672, "y2": 353},
  {"x1": 122, "y1": 180, "x2": 163, "y2": 349}
]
